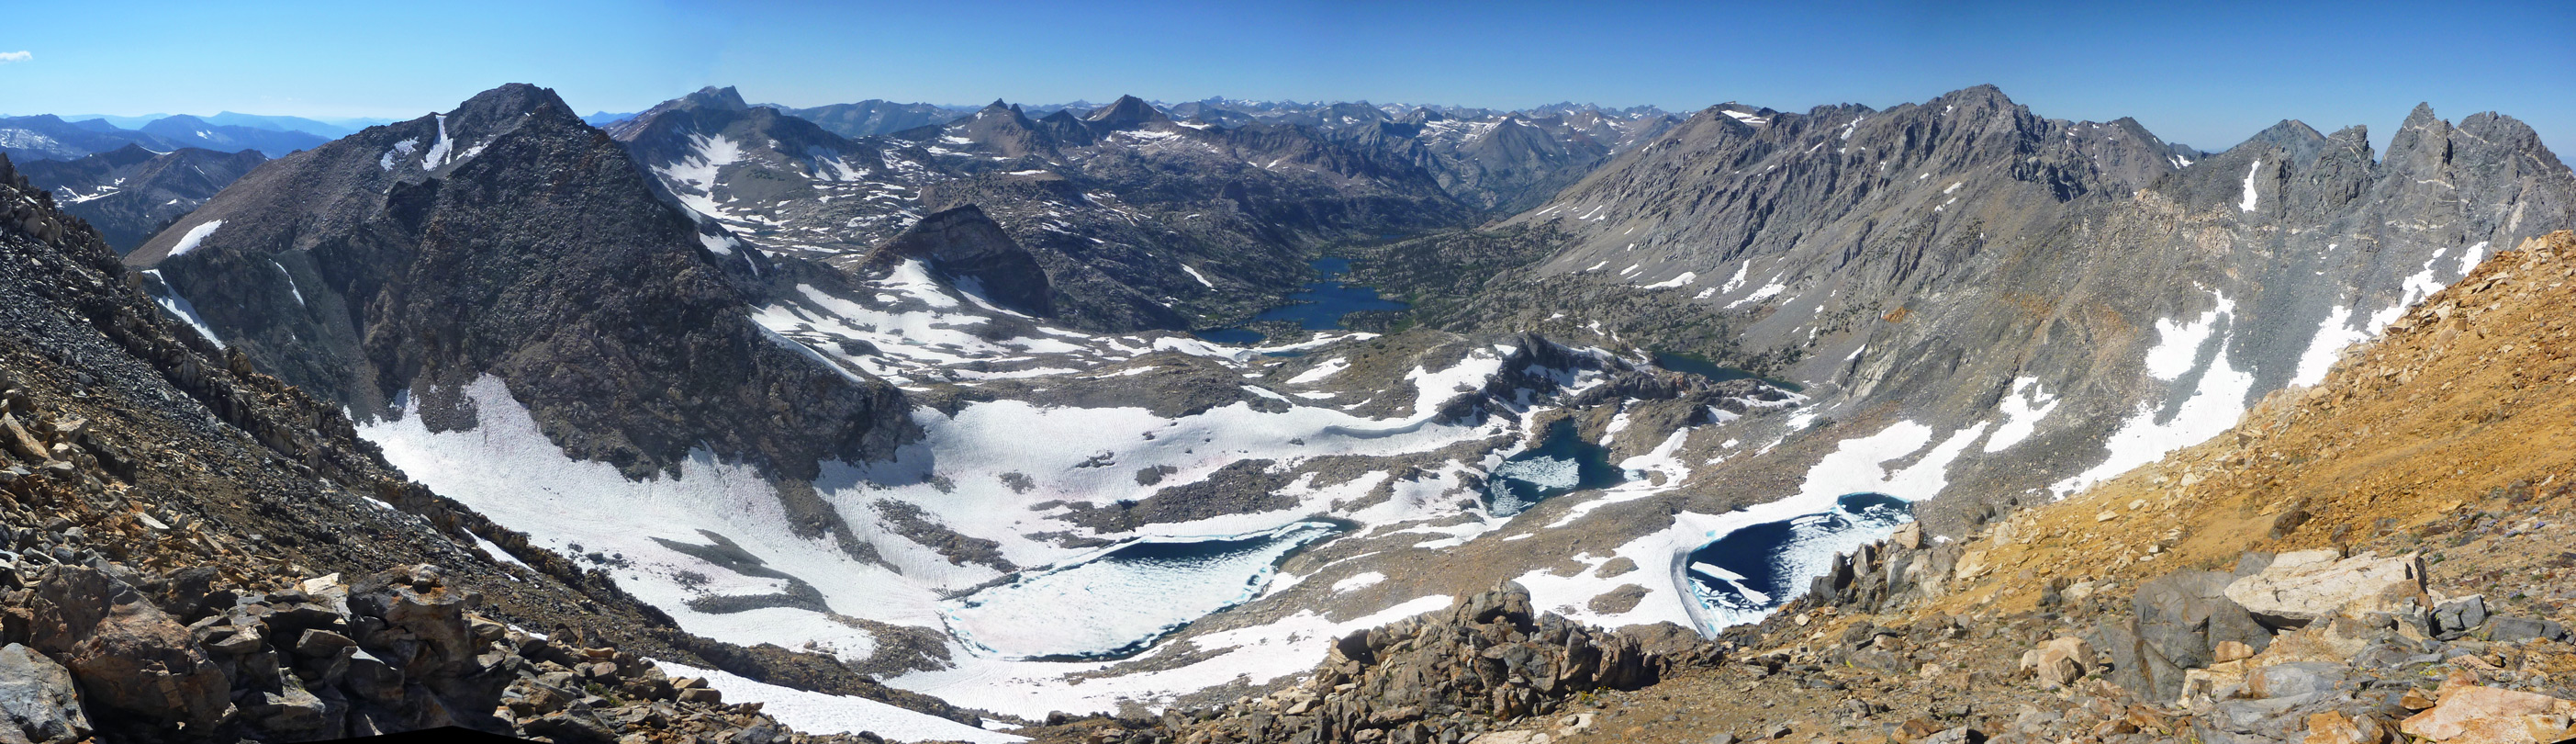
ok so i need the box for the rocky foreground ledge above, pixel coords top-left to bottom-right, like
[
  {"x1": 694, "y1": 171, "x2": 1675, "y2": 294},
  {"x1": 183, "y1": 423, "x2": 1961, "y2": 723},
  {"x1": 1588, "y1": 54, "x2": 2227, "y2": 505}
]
[
  {"x1": 0, "y1": 558, "x2": 874, "y2": 744},
  {"x1": 1006, "y1": 583, "x2": 1712, "y2": 744}
]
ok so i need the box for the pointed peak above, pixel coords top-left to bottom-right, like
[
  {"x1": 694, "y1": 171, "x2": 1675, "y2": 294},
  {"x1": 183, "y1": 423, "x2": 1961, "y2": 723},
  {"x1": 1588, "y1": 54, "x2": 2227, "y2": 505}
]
[
  {"x1": 684, "y1": 85, "x2": 748, "y2": 111},
  {"x1": 1936, "y1": 84, "x2": 2016, "y2": 107},
  {"x1": 2403, "y1": 102, "x2": 2442, "y2": 125},
  {"x1": 1086, "y1": 96, "x2": 1167, "y2": 126},
  {"x1": 457, "y1": 84, "x2": 572, "y2": 121},
  {"x1": 981, "y1": 99, "x2": 1013, "y2": 111},
  {"x1": 2227, "y1": 118, "x2": 2332, "y2": 165},
  {"x1": 2251, "y1": 118, "x2": 2326, "y2": 144}
]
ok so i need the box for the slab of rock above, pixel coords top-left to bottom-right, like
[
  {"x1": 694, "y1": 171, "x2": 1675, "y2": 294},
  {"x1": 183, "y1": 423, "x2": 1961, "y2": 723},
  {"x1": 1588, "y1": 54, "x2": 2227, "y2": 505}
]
[
  {"x1": 2399, "y1": 684, "x2": 2576, "y2": 742},
  {"x1": 2486, "y1": 616, "x2": 2569, "y2": 644},
  {"x1": 0, "y1": 643, "x2": 90, "y2": 744},
  {"x1": 2223, "y1": 550, "x2": 2428, "y2": 628},
  {"x1": 2246, "y1": 661, "x2": 2346, "y2": 699}
]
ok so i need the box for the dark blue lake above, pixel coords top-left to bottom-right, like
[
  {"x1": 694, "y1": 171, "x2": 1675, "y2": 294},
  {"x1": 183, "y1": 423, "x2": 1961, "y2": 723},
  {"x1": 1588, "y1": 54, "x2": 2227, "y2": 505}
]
[
  {"x1": 1484, "y1": 419, "x2": 1627, "y2": 516},
  {"x1": 1198, "y1": 257, "x2": 1407, "y2": 344},
  {"x1": 1652, "y1": 351, "x2": 1805, "y2": 392},
  {"x1": 1682, "y1": 493, "x2": 1911, "y2": 630}
]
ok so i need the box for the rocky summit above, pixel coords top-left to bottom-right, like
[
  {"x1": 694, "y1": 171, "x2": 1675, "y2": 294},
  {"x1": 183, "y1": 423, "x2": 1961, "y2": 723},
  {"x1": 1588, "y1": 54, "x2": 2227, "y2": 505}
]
[{"x1": 5, "y1": 19, "x2": 2576, "y2": 744}]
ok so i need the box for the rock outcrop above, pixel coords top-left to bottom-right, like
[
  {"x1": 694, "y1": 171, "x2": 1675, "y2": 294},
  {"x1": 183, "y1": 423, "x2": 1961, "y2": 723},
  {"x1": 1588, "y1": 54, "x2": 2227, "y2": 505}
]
[
  {"x1": 1024, "y1": 583, "x2": 1686, "y2": 744},
  {"x1": 863, "y1": 204, "x2": 1052, "y2": 316}
]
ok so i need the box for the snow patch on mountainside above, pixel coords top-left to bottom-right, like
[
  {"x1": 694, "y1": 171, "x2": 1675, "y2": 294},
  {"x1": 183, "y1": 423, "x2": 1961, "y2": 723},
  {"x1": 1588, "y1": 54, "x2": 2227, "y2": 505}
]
[
  {"x1": 943, "y1": 521, "x2": 1341, "y2": 659},
  {"x1": 654, "y1": 133, "x2": 747, "y2": 220},
  {"x1": 2055, "y1": 292, "x2": 2255, "y2": 495},
  {"x1": 895, "y1": 595, "x2": 1452, "y2": 717},
  {"x1": 360, "y1": 376, "x2": 930, "y2": 665},
  {"x1": 2291, "y1": 305, "x2": 2365, "y2": 387},
  {"x1": 2239, "y1": 160, "x2": 2262, "y2": 212},
  {"x1": 141, "y1": 269, "x2": 223, "y2": 348},
  {"x1": 1982, "y1": 378, "x2": 2058, "y2": 453},
  {"x1": 167, "y1": 220, "x2": 223, "y2": 257}
]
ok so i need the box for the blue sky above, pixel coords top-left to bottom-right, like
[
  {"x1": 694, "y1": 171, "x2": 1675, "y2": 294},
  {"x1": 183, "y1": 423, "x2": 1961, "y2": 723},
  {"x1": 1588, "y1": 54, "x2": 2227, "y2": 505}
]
[{"x1": 5, "y1": 0, "x2": 2570, "y2": 153}]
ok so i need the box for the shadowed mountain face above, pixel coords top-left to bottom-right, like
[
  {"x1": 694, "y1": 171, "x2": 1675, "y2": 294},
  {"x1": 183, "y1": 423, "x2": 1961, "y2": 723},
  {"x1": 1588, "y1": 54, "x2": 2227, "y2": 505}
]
[
  {"x1": 17, "y1": 144, "x2": 266, "y2": 252},
  {"x1": 127, "y1": 83, "x2": 911, "y2": 480}
]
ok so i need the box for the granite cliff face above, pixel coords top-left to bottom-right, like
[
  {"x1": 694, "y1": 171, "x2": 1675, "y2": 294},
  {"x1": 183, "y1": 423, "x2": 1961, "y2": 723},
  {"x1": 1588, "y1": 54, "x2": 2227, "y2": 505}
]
[{"x1": 126, "y1": 84, "x2": 912, "y2": 480}]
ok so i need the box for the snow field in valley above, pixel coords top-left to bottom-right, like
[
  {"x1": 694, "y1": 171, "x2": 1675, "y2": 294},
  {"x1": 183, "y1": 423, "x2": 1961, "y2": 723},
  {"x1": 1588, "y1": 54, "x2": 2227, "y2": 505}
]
[{"x1": 653, "y1": 661, "x2": 1025, "y2": 744}]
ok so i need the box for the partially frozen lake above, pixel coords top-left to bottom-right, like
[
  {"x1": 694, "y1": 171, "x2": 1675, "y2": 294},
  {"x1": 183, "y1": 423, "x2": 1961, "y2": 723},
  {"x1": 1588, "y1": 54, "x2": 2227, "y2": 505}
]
[{"x1": 940, "y1": 521, "x2": 1348, "y2": 660}]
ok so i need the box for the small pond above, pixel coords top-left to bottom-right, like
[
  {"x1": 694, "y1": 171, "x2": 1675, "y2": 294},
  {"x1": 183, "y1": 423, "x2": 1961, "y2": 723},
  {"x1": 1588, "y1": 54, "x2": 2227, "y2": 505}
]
[
  {"x1": 1484, "y1": 419, "x2": 1627, "y2": 517},
  {"x1": 1682, "y1": 493, "x2": 1911, "y2": 632}
]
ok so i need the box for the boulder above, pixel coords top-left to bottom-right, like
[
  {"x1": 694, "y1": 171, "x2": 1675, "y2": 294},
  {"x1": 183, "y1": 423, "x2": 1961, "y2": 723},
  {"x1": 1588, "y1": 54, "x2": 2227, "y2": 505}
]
[
  {"x1": 2485, "y1": 616, "x2": 2569, "y2": 644},
  {"x1": 0, "y1": 644, "x2": 89, "y2": 744},
  {"x1": 2434, "y1": 595, "x2": 2488, "y2": 639},
  {"x1": 20, "y1": 566, "x2": 231, "y2": 728},
  {"x1": 348, "y1": 566, "x2": 479, "y2": 678},
  {"x1": 2094, "y1": 617, "x2": 2189, "y2": 702},
  {"x1": 2134, "y1": 569, "x2": 2272, "y2": 670},
  {"x1": 2023, "y1": 637, "x2": 2093, "y2": 689},
  {"x1": 2399, "y1": 684, "x2": 2576, "y2": 742},
  {"x1": 2223, "y1": 551, "x2": 2428, "y2": 629}
]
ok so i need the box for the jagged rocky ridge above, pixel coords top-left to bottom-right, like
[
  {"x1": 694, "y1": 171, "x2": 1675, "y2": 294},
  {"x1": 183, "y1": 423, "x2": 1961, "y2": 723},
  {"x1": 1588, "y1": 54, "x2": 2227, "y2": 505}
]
[{"x1": 1366, "y1": 85, "x2": 2575, "y2": 535}]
